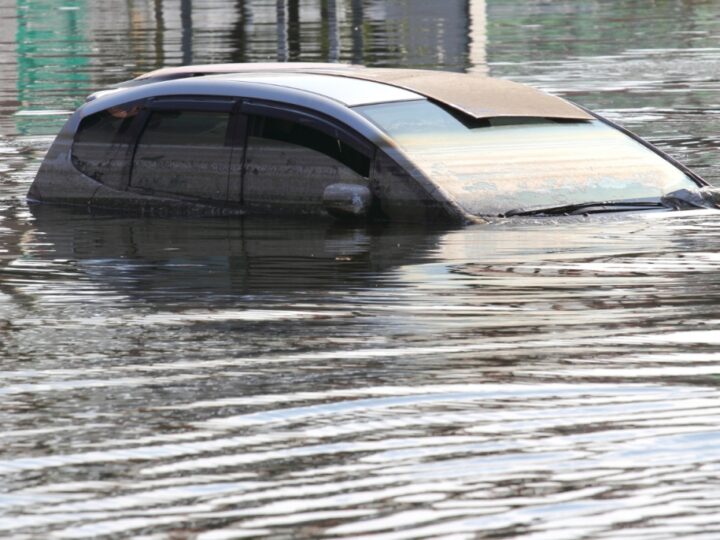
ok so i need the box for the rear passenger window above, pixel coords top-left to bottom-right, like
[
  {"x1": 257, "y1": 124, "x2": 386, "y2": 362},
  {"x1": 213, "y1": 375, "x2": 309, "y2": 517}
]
[
  {"x1": 130, "y1": 110, "x2": 233, "y2": 201},
  {"x1": 71, "y1": 102, "x2": 140, "y2": 189},
  {"x1": 249, "y1": 116, "x2": 370, "y2": 178}
]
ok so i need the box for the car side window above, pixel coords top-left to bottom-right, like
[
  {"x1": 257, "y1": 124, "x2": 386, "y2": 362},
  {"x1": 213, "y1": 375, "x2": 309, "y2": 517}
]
[
  {"x1": 130, "y1": 109, "x2": 233, "y2": 201},
  {"x1": 71, "y1": 102, "x2": 141, "y2": 189},
  {"x1": 249, "y1": 115, "x2": 370, "y2": 178},
  {"x1": 242, "y1": 113, "x2": 371, "y2": 210},
  {"x1": 139, "y1": 110, "x2": 229, "y2": 147}
]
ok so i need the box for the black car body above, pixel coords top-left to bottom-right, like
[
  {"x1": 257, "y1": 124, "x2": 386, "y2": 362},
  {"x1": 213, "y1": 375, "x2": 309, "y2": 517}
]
[{"x1": 28, "y1": 63, "x2": 709, "y2": 223}]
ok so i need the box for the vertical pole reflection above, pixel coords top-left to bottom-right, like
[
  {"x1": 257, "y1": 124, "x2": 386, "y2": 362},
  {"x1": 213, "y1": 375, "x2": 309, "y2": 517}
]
[
  {"x1": 287, "y1": 0, "x2": 300, "y2": 61},
  {"x1": 0, "y1": 1, "x2": 17, "y2": 111},
  {"x1": 230, "y1": 0, "x2": 248, "y2": 63},
  {"x1": 181, "y1": 0, "x2": 193, "y2": 65},
  {"x1": 321, "y1": 0, "x2": 340, "y2": 62},
  {"x1": 153, "y1": 0, "x2": 165, "y2": 67},
  {"x1": 276, "y1": 0, "x2": 288, "y2": 62},
  {"x1": 468, "y1": 0, "x2": 488, "y2": 75},
  {"x1": 350, "y1": 0, "x2": 363, "y2": 64}
]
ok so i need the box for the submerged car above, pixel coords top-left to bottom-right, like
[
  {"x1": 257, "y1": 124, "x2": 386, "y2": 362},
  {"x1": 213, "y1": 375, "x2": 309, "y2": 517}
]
[{"x1": 28, "y1": 63, "x2": 714, "y2": 223}]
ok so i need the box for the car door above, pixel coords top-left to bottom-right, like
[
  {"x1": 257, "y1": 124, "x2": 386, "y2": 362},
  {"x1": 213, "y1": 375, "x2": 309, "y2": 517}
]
[
  {"x1": 130, "y1": 98, "x2": 238, "y2": 202},
  {"x1": 238, "y1": 101, "x2": 374, "y2": 213}
]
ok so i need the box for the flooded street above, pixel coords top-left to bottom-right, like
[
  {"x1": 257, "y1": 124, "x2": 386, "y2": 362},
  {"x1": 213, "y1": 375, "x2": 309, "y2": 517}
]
[{"x1": 3, "y1": 1, "x2": 720, "y2": 538}]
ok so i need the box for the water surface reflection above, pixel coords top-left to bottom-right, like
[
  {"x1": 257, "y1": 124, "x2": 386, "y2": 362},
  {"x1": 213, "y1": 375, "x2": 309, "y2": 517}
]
[
  {"x1": 5, "y1": 210, "x2": 720, "y2": 537},
  {"x1": 3, "y1": 0, "x2": 720, "y2": 538}
]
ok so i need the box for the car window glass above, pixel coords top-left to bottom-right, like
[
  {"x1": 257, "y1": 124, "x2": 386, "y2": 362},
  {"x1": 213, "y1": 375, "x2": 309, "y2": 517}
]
[
  {"x1": 130, "y1": 109, "x2": 232, "y2": 200},
  {"x1": 141, "y1": 110, "x2": 229, "y2": 147},
  {"x1": 249, "y1": 115, "x2": 370, "y2": 178},
  {"x1": 71, "y1": 103, "x2": 140, "y2": 188},
  {"x1": 75, "y1": 112, "x2": 126, "y2": 144},
  {"x1": 356, "y1": 100, "x2": 700, "y2": 216},
  {"x1": 242, "y1": 114, "x2": 370, "y2": 209}
]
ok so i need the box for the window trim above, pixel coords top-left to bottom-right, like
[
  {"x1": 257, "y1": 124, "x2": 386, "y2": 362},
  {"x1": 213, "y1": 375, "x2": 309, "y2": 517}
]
[{"x1": 146, "y1": 96, "x2": 237, "y2": 113}]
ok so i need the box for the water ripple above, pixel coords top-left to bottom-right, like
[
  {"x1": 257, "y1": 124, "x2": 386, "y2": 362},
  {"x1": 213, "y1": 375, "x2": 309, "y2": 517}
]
[{"x1": 4, "y1": 0, "x2": 720, "y2": 538}]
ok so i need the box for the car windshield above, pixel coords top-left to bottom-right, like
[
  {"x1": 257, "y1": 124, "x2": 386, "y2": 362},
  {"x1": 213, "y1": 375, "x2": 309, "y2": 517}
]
[{"x1": 355, "y1": 100, "x2": 700, "y2": 216}]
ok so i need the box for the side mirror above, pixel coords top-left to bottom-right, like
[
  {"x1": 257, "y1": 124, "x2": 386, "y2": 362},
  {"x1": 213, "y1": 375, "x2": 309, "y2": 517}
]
[{"x1": 322, "y1": 183, "x2": 373, "y2": 219}]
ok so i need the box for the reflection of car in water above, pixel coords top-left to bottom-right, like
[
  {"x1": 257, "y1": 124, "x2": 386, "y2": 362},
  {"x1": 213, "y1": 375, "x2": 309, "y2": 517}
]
[
  {"x1": 27, "y1": 206, "x2": 445, "y2": 299},
  {"x1": 28, "y1": 63, "x2": 717, "y2": 224}
]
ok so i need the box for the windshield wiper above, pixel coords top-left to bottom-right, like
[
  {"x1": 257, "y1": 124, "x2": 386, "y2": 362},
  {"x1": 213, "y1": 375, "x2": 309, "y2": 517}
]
[{"x1": 500, "y1": 200, "x2": 667, "y2": 218}]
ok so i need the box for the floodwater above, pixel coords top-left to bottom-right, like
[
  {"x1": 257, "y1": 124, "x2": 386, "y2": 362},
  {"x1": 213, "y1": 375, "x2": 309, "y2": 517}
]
[{"x1": 2, "y1": 1, "x2": 720, "y2": 538}]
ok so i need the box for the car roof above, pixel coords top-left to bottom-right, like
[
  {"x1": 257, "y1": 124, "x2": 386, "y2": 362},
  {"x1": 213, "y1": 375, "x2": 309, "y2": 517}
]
[
  {"x1": 134, "y1": 62, "x2": 363, "y2": 80},
  {"x1": 207, "y1": 72, "x2": 422, "y2": 107},
  {"x1": 84, "y1": 72, "x2": 424, "y2": 122},
  {"x1": 130, "y1": 63, "x2": 593, "y2": 121}
]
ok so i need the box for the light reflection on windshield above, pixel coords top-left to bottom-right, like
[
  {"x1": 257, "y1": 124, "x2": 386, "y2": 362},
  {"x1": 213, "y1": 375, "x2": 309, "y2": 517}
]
[{"x1": 357, "y1": 100, "x2": 699, "y2": 216}]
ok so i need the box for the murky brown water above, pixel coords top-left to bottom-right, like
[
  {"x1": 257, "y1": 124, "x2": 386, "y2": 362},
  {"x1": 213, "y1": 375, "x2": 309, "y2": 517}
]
[{"x1": 3, "y1": 1, "x2": 720, "y2": 538}]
